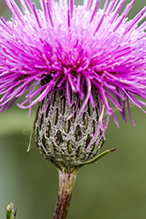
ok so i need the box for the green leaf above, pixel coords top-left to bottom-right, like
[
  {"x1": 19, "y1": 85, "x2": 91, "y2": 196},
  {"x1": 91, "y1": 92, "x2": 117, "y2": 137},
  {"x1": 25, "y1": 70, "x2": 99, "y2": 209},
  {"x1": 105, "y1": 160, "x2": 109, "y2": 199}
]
[{"x1": 76, "y1": 148, "x2": 116, "y2": 170}]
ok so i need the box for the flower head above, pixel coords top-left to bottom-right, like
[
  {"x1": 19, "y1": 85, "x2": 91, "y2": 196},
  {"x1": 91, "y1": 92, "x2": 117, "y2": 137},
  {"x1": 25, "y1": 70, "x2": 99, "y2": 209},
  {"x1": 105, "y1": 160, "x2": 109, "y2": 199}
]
[{"x1": 0, "y1": 0, "x2": 146, "y2": 144}]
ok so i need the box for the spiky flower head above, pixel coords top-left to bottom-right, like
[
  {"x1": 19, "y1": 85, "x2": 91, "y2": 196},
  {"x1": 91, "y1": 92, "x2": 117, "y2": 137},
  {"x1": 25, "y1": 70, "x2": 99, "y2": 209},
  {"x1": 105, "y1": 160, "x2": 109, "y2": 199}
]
[{"x1": 0, "y1": 0, "x2": 146, "y2": 148}]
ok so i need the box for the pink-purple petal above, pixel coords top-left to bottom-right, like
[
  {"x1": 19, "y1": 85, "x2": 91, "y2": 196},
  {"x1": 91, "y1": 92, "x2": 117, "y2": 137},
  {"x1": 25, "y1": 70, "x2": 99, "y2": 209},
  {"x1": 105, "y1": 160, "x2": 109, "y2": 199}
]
[{"x1": 0, "y1": 0, "x2": 146, "y2": 148}]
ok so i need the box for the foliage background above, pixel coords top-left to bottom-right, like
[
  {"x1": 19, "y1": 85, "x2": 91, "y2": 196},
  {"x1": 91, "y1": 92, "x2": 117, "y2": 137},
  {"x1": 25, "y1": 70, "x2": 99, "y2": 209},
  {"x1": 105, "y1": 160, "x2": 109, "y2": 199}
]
[{"x1": 0, "y1": 0, "x2": 146, "y2": 218}]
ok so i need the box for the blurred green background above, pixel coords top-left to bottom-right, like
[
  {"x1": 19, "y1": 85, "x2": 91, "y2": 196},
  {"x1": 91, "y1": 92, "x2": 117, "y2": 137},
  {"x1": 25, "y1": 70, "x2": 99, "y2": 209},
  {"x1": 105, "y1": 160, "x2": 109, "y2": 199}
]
[{"x1": 0, "y1": 0, "x2": 146, "y2": 218}]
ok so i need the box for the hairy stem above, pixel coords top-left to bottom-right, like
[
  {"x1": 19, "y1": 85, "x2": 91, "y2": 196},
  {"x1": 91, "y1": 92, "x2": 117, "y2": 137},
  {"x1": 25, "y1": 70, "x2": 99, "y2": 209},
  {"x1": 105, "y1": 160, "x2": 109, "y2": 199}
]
[{"x1": 52, "y1": 169, "x2": 77, "y2": 219}]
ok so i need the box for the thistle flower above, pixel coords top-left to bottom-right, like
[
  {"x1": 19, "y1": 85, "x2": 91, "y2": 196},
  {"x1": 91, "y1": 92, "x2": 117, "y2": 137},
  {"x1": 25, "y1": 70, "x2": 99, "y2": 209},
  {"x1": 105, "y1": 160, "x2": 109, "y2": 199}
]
[
  {"x1": 1, "y1": 0, "x2": 146, "y2": 218},
  {"x1": 0, "y1": 0, "x2": 146, "y2": 136}
]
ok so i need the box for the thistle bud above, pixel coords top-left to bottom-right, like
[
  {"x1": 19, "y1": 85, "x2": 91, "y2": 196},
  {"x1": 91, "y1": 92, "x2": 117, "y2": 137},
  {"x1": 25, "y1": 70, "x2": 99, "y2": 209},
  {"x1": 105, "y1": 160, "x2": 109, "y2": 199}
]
[{"x1": 34, "y1": 87, "x2": 105, "y2": 171}]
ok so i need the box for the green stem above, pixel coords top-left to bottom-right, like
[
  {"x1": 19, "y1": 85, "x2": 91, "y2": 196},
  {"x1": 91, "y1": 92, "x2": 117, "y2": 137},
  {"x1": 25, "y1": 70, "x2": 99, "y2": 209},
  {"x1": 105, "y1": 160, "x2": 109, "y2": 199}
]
[{"x1": 52, "y1": 169, "x2": 77, "y2": 219}]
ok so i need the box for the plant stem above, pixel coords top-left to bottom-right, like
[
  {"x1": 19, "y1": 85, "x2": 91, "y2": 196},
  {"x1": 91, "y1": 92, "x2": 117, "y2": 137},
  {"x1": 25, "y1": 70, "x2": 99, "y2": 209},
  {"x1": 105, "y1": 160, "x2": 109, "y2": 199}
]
[{"x1": 52, "y1": 169, "x2": 77, "y2": 219}]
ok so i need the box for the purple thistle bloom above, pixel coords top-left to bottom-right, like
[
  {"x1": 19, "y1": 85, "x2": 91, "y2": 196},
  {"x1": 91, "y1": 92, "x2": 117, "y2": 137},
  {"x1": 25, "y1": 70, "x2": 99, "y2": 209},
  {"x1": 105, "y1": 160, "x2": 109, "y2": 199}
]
[{"x1": 0, "y1": 0, "x2": 146, "y2": 145}]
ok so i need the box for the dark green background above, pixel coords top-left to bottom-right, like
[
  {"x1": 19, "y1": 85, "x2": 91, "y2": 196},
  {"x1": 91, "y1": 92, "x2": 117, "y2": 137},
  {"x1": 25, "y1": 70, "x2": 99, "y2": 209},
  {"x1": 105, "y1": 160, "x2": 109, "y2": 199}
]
[{"x1": 0, "y1": 0, "x2": 146, "y2": 218}]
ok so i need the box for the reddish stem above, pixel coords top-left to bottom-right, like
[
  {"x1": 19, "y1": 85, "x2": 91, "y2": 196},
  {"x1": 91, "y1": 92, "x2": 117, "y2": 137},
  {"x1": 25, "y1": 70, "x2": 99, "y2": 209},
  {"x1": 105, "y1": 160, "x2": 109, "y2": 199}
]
[{"x1": 52, "y1": 169, "x2": 77, "y2": 219}]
